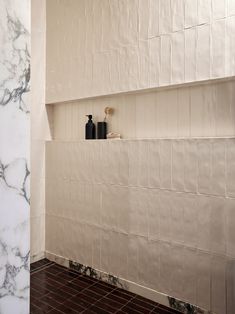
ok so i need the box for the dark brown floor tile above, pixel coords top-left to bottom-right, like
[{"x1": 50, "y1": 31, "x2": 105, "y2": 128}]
[
  {"x1": 69, "y1": 292, "x2": 98, "y2": 308},
  {"x1": 96, "y1": 296, "x2": 124, "y2": 310},
  {"x1": 131, "y1": 296, "x2": 156, "y2": 311},
  {"x1": 30, "y1": 260, "x2": 182, "y2": 314},
  {"x1": 104, "y1": 292, "x2": 130, "y2": 305},
  {"x1": 155, "y1": 304, "x2": 181, "y2": 314},
  {"x1": 30, "y1": 300, "x2": 54, "y2": 313},
  {"x1": 47, "y1": 310, "x2": 62, "y2": 314},
  {"x1": 55, "y1": 304, "x2": 79, "y2": 314},
  {"x1": 83, "y1": 305, "x2": 111, "y2": 314},
  {"x1": 135, "y1": 295, "x2": 159, "y2": 307},
  {"x1": 62, "y1": 300, "x2": 85, "y2": 313},
  {"x1": 39, "y1": 294, "x2": 63, "y2": 308},
  {"x1": 121, "y1": 301, "x2": 152, "y2": 314},
  {"x1": 56, "y1": 285, "x2": 79, "y2": 296},
  {"x1": 93, "y1": 282, "x2": 116, "y2": 293},
  {"x1": 109, "y1": 289, "x2": 135, "y2": 301}
]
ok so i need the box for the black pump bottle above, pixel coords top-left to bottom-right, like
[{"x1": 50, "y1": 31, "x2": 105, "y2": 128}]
[{"x1": 85, "y1": 115, "x2": 96, "y2": 139}]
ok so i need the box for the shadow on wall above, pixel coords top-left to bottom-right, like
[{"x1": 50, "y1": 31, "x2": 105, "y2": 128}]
[{"x1": 227, "y1": 260, "x2": 235, "y2": 312}]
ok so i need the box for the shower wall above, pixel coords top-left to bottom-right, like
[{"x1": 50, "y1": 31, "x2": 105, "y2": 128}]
[
  {"x1": 0, "y1": 1, "x2": 30, "y2": 313},
  {"x1": 45, "y1": 1, "x2": 235, "y2": 313},
  {"x1": 45, "y1": 79, "x2": 235, "y2": 314},
  {"x1": 46, "y1": 0, "x2": 235, "y2": 104}
]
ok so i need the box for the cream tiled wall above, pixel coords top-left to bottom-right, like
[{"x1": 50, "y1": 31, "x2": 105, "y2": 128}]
[
  {"x1": 46, "y1": 138, "x2": 235, "y2": 314},
  {"x1": 31, "y1": 0, "x2": 52, "y2": 262},
  {"x1": 51, "y1": 80, "x2": 235, "y2": 140},
  {"x1": 46, "y1": 0, "x2": 235, "y2": 103}
]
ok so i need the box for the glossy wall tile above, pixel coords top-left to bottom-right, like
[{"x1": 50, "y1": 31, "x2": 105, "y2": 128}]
[{"x1": 46, "y1": 138, "x2": 235, "y2": 314}]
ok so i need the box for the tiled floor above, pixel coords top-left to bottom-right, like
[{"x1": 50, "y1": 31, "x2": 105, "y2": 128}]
[{"x1": 30, "y1": 259, "x2": 180, "y2": 314}]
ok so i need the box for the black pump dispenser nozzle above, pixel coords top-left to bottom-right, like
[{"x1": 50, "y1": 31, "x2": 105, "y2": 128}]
[{"x1": 86, "y1": 114, "x2": 93, "y2": 121}]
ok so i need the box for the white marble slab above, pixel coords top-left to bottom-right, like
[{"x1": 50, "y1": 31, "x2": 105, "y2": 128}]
[{"x1": 0, "y1": 0, "x2": 30, "y2": 313}]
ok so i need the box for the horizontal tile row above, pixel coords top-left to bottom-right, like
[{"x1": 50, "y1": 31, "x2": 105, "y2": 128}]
[
  {"x1": 46, "y1": 216, "x2": 233, "y2": 314},
  {"x1": 46, "y1": 181, "x2": 235, "y2": 258},
  {"x1": 46, "y1": 138, "x2": 235, "y2": 197}
]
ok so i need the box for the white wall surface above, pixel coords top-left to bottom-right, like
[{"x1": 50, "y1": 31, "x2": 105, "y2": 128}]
[
  {"x1": 46, "y1": 137, "x2": 235, "y2": 314},
  {"x1": 46, "y1": 0, "x2": 235, "y2": 103},
  {"x1": 31, "y1": 0, "x2": 52, "y2": 262}
]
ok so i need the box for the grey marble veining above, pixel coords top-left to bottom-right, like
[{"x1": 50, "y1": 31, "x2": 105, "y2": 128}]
[{"x1": 0, "y1": 0, "x2": 30, "y2": 313}]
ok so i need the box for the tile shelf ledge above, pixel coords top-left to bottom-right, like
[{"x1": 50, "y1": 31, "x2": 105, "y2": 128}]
[
  {"x1": 46, "y1": 136, "x2": 235, "y2": 143},
  {"x1": 46, "y1": 75, "x2": 235, "y2": 106}
]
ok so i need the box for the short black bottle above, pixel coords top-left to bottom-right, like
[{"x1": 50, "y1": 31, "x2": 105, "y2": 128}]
[{"x1": 85, "y1": 115, "x2": 96, "y2": 139}]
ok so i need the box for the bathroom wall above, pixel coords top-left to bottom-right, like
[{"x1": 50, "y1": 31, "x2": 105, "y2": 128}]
[
  {"x1": 45, "y1": 0, "x2": 235, "y2": 313},
  {"x1": 31, "y1": 0, "x2": 51, "y2": 262},
  {"x1": 46, "y1": 0, "x2": 235, "y2": 103},
  {"x1": 0, "y1": 1, "x2": 30, "y2": 313},
  {"x1": 46, "y1": 79, "x2": 235, "y2": 314}
]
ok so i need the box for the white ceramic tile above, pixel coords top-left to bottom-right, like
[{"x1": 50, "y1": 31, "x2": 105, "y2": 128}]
[
  {"x1": 210, "y1": 197, "x2": 226, "y2": 255},
  {"x1": 149, "y1": 0, "x2": 160, "y2": 37},
  {"x1": 183, "y1": 194, "x2": 198, "y2": 247},
  {"x1": 127, "y1": 236, "x2": 139, "y2": 283},
  {"x1": 148, "y1": 189, "x2": 160, "y2": 240},
  {"x1": 136, "y1": 93, "x2": 156, "y2": 139},
  {"x1": 198, "y1": 0, "x2": 211, "y2": 24},
  {"x1": 226, "y1": 16, "x2": 235, "y2": 77},
  {"x1": 128, "y1": 140, "x2": 139, "y2": 186},
  {"x1": 190, "y1": 86, "x2": 204, "y2": 137},
  {"x1": 196, "y1": 24, "x2": 211, "y2": 80},
  {"x1": 212, "y1": 0, "x2": 227, "y2": 19},
  {"x1": 182, "y1": 247, "x2": 197, "y2": 305},
  {"x1": 171, "y1": 0, "x2": 184, "y2": 32},
  {"x1": 185, "y1": 0, "x2": 198, "y2": 28},
  {"x1": 197, "y1": 196, "x2": 211, "y2": 252},
  {"x1": 211, "y1": 139, "x2": 226, "y2": 196},
  {"x1": 196, "y1": 251, "x2": 211, "y2": 310},
  {"x1": 159, "y1": 0, "x2": 172, "y2": 35},
  {"x1": 159, "y1": 140, "x2": 172, "y2": 189},
  {"x1": 139, "y1": 0, "x2": 150, "y2": 40},
  {"x1": 202, "y1": 84, "x2": 216, "y2": 137},
  {"x1": 101, "y1": 185, "x2": 118, "y2": 231},
  {"x1": 172, "y1": 140, "x2": 185, "y2": 191},
  {"x1": 198, "y1": 140, "x2": 212, "y2": 195},
  {"x1": 138, "y1": 40, "x2": 150, "y2": 88},
  {"x1": 171, "y1": 31, "x2": 185, "y2": 84},
  {"x1": 159, "y1": 191, "x2": 171, "y2": 242},
  {"x1": 226, "y1": 198, "x2": 235, "y2": 258},
  {"x1": 178, "y1": 88, "x2": 190, "y2": 137},
  {"x1": 138, "y1": 141, "x2": 149, "y2": 187},
  {"x1": 211, "y1": 19, "x2": 226, "y2": 78},
  {"x1": 148, "y1": 140, "x2": 161, "y2": 188},
  {"x1": 184, "y1": 140, "x2": 198, "y2": 193},
  {"x1": 160, "y1": 35, "x2": 171, "y2": 86},
  {"x1": 159, "y1": 241, "x2": 172, "y2": 295},
  {"x1": 170, "y1": 193, "x2": 184, "y2": 244},
  {"x1": 146, "y1": 240, "x2": 160, "y2": 290},
  {"x1": 170, "y1": 244, "x2": 184, "y2": 299},
  {"x1": 184, "y1": 27, "x2": 197, "y2": 82},
  {"x1": 129, "y1": 187, "x2": 148, "y2": 237},
  {"x1": 211, "y1": 255, "x2": 227, "y2": 314},
  {"x1": 228, "y1": 0, "x2": 235, "y2": 15},
  {"x1": 149, "y1": 37, "x2": 160, "y2": 87},
  {"x1": 226, "y1": 139, "x2": 235, "y2": 197}
]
